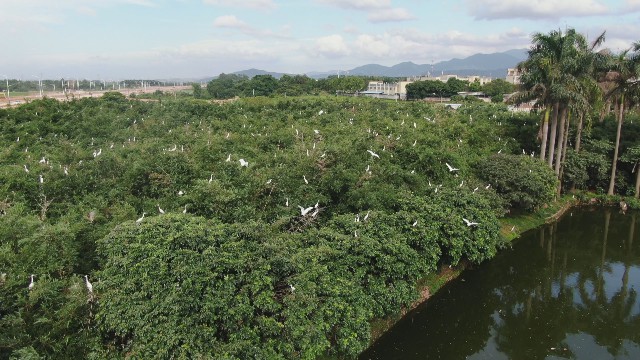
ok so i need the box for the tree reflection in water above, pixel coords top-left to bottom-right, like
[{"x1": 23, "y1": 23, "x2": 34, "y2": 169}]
[{"x1": 360, "y1": 209, "x2": 640, "y2": 360}]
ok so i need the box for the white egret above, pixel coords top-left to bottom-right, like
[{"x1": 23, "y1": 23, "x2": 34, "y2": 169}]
[
  {"x1": 39, "y1": 175, "x2": 44, "y2": 184},
  {"x1": 183, "y1": 205, "x2": 188, "y2": 214},
  {"x1": 412, "y1": 220, "x2": 418, "y2": 227},
  {"x1": 364, "y1": 210, "x2": 370, "y2": 221},
  {"x1": 367, "y1": 150, "x2": 380, "y2": 159},
  {"x1": 28, "y1": 274, "x2": 35, "y2": 291},
  {"x1": 314, "y1": 129, "x2": 319, "y2": 134},
  {"x1": 511, "y1": 225, "x2": 516, "y2": 232},
  {"x1": 289, "y1": 284, "x2": 296, "y2": 292},
  {"x1": 178, "y1": 190, "x2": 184, "y2": 196},
  {"x1": 485, "y1": 184, "x2": 491, "y2": 189},
  {"x1": 355, "y1": 214, "x2": 360, "y2": 222},
  {"x1": 136, "y1": 212, "x2": 146, "y2": 224},
  {"x1": 463, "y1": 218, "x2": 479, "y2": 227},
  {"x1": 412, "y1": 140, "x2": 417, "y2": 147},
  {"x1": 445, "y1": 163, "x2": 459, "y2": 172},
  {"x1": 64, "y1": 166, "x2": 68, "y2": 176},
  {"x1": 303, "y1": 175, "x2": 308, "y2": 185},
  {"x1": 318, "y1": 110, "x2": 324, "y2": 115},
  {"x1": 39, "y1": 157, "x2": 46, "y2": 164},
  {"x1": 226, "y1": 154, "x2": 231, "y2": 162},
  {"x1": 266, "y1": 179, "x2": 272, "y2": 185},
  {"x1": 299, "y1": 205, "x2": 313, "y2": 216},
  {"x1": 157, "y1": 204, "x2": 165, "y2": 214},
  {"x1": 24, "y1": 165, "x2": 29, "y2": 173},
  {"x1": 239, "y1": 159, "x2": 249, "y2": 167},
  {"x1": 84, "y1": 275, "x2": 93, "y2": 293},
  {"x1": 285, "y1": 198, "x2": 289, "y2": 207},
  {"x1": 209, "y1": 174, "x2": 214, "y2": 184}
]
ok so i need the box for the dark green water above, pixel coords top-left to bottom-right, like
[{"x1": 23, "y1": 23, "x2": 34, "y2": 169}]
[{"x1": 360, "y1": 208, "x2": 640, "y2": 359}]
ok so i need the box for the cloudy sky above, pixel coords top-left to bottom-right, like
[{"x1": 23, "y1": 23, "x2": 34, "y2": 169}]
[{"x1": 1, "y1": 0, "x2": 639, "y2": 79}]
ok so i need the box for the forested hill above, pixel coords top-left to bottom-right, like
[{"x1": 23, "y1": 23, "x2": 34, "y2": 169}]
[{"x1": 0, "y1": 93, "x2": 578, "y2": 358}]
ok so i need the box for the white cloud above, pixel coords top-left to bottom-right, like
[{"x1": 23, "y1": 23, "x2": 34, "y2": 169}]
[
  {"x1": 464, "y1": 0, "x2": 610, "y2": 20},
  {"x1": 624, "y1": 0, "x2": 640, "y2": 11},
  {"x1": 315, "y1": 0, "x2": 390, "y2": 11},
  {"x1": 367, "y1": 7, "x2": 416, "y2": 22},
  {"x1": 213, "y1": 15, "x2": 248, "y2": 29},
  {"x1": 313, "y1": 34, "x2": 350, "y2": 57},
  {"x1": 203, "y1": 0, "x2": 276, "y2": 10}
]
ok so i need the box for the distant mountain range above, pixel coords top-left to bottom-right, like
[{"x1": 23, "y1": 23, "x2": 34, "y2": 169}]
[{"x1": 221, "y1": 48, "x2": 528, "y2": 80}]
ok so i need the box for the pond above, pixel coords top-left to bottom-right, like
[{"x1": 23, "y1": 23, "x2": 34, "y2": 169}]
[{"x1": 360, "y1": 207, "x2": 640, "y2": 359}]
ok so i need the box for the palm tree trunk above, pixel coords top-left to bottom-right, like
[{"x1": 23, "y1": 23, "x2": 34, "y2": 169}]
[
  {"x1": 634, "y1": 162, "x2": 640, "y2": 198},
  {"x1": 608, "y1": 94, "x2": 625, "y2": 195},
  {"x1": 558, "y1": 110, "x2": 571, "y2": 195},
  {"x1": 540, "y1": 105, "x2": 551, "y2": 162},
  {"x1": 554, "y1": 106, "x2": 568, "y2": 175},
  {"x1": 547, "y1": 101, "x2": 560, "y2": 168},
  {"x1": 575, "y1": 112, "x2": 584, "y2": 152}
]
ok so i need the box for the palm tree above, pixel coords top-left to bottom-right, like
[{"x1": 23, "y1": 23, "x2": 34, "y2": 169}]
[{"x1": 604, "y1": 42, "x2": 640, "y2": 195}]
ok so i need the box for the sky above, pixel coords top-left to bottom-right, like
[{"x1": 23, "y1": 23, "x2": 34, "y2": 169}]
[{"x1": 1, "y1": 0, "x2": 640, "y2": 80}]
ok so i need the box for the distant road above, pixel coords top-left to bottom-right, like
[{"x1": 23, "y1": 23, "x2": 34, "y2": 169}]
[{"x1": 0, "y1": 85, "x2": 192, "y2": 108}]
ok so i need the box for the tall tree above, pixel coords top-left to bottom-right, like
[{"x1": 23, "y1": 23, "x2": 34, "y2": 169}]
[{"x1": 604, "y1": 42, "x2": 640, "y2": 195}]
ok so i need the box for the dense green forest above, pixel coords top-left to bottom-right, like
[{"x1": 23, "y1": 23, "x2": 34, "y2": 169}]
[{"x1": 1, "y1": 28, "x2": 640, "y2": 359}]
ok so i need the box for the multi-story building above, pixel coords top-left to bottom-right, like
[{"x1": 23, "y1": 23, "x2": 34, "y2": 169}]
[{"x1": 505, "y1": 68, "x2": 521, "y2": 84}]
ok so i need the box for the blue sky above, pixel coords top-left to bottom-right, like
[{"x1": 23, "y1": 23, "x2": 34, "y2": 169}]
[{"x1": 1, "y1": 0, "x2": 639, "y2": 79}]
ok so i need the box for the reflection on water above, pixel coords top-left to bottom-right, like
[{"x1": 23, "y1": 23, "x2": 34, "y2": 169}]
[{"x1": 360, "y1": 208, "x2": 640, "y2": 359}]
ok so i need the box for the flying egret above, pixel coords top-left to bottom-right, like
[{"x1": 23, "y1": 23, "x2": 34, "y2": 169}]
[
  {"x1": 157, "y1": 204, "x2": 165, "y2": 214},
  {"x1": 28, "y1": 274, "x2": 35, "y2": 291},
  {"x1": 84, "y1": 275, "x2": 93, "y2": 293},
  {"x1": 445, "y1": 163, "x2": 459, "y2": 172},
  {"x1": 367, "y1": 150, "x2": 380, "y2": 159},
  {"x1": 239, "y1": 159, "x2": 249, "y2": 167},
  {"x1": 463, "y1": 218, "x2": 479, "y2": 227},
  {"x1": 298, "y1": 205, "x2": 313, "y2": 216}
]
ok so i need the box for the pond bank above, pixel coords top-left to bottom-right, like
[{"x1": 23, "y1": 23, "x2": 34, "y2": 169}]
[{"x1": 367, "y1": 194, "x2": 578, "y2": 344}]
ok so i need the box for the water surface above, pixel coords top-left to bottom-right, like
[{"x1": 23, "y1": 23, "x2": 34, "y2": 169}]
[{"x1": 361, "y1": 208, "x2": 640, "y2": 359}]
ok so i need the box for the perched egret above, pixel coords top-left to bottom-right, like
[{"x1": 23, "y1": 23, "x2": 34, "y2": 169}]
[
  {"x1": 209, "y1": 174, "x2": 214, "y2": 184},
  {"x1": 367, "y1": 150, "x2": 380, "y2": 159},
  {"x1": 511, "y1": 225, "x2": 516, "y2": 232},
  {"x1": 445, "y1": 163, "x2": 459, "y2": 172},
  {"x1": 303, "y1": 175, "x2": 308, "y2": 185},
  {"x1": 183, "y1": 205, "x2": 188, "y2": 214},
  {"x1": 318, "y1": 110, "x2": 324, "y2": 115},
  {"x1": 24, "y1": 165, "x2": 29, "y2": 173},
  {"x1": 266, "y1": 179, "x2": 272, "y2": 185},
  {"x1": 28, "y1": 274, "x2": 35, "y2": 291},
  {"x1": 157, "y1": 204, "x2": 165, "y2": 214},
  {"x1": 136, "y1": 212, "x2": 146, "y2": 224},
  {"x1": 84, "y1": 275, "x2": 93, "y2": 293},
  {"x1": 285, "y1": 198, "x2": 289, "y2": 207},
  {"x1": 239, "y1": 159, "x2": 249, "y2": 167},
  {"x1": 485, "y1": 184, "x2": 491, "y2": 190},
  {"x1": 463, "y1": 218, "x2": 479, "y2": 227},
  {"x1": 289, "y1": 284, "x2": 296, "y2": 292},
  {"x1": 364, "y1": 210, "x2": 370, "y2": 221},
  {"x1": 226, "y1": 154, "x2": 231, "y2": 162},
  {"x1": 412, "y1": 220, "x2": 418, "y2": 227},
  {"x1": 39, "y1": 175, "x2": 44, "y2": 184}
]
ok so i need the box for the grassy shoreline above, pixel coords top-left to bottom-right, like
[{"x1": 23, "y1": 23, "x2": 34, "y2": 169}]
[{"x1": 367, "y1": 194, "x2": 579, "y2": 345}]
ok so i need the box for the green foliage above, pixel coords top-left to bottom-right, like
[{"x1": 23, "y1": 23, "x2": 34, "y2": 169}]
[
  {"x1": 0, "y1": 95, "x2": 562, "y2": 358},
  {"x1": 475, "y1": 154, "x2": 558, "y2": 211}
]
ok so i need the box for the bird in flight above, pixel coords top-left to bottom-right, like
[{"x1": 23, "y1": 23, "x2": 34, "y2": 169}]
[
  {"x1": 367, "y1": 150, "x2": 380, "y2": 159},
  {"x1": 445, "y1": 163, "x2": 459, "y2": 172},
  {"x1": 463, "y1": 218, "x2": 479, "y2": 227}
]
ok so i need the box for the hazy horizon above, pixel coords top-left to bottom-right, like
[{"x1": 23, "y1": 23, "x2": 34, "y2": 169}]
[{"x1": 2, "y1": 0, "x2": 639, "y2": 79}]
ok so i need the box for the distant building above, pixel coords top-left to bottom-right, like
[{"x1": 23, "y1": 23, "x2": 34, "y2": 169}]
[
  {"x1": 365, "y1": 74, "x2": 492, "y2": 100},
  {"x1": 505, "y1": 68, "x2": 522, "y2": 84}
]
